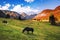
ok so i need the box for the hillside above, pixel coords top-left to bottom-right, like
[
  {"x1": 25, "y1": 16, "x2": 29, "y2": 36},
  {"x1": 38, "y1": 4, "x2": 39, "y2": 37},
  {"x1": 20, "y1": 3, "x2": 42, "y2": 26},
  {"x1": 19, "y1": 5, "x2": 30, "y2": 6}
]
[
  {"x1": 0, "y1": 10, "x2": 36, "y2": 20},
  {"x1": 0, "y1": 18, "x2": 60, "y2": 40},
  {"x1": 34, "y1": 6, "x2": 60, "y2": 21},
  {"x1": 20, "y1": 12, "x2": 37, "y2": 20},
  {"x1": 0, "y1": 10, "x2": 20, "y2": 19}
]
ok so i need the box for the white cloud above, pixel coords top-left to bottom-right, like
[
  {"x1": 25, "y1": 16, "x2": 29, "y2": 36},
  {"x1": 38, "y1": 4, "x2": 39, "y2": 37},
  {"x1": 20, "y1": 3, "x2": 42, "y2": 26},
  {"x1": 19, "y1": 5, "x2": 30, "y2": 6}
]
[
  {"x1": 0, "y1": 3, "x2": 11, "y2": 10},
  {"x1": 24, "y1": 0, "x2": 34, "y2": 3},
  {"x1": 11, "y1": 5, "x2": 39, "y2": 15},
  {"x1": 0, "y1": 3, "x2": 39, "y2": 15}
]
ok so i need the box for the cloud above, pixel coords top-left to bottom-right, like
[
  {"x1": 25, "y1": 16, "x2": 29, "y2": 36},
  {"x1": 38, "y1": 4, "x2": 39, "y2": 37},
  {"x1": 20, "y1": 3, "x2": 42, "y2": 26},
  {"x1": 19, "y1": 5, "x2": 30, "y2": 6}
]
[
  {"x1": 24, "y1": 0, "x2": 34, "y2": 3},
  {"x1": 0, "y1": 3, "x2": 39, "y2": 15},
  {"x1": 11, "y1": 5, "x2": 39, "y2": 15},
  {"x1": 0, "y1": 3, "x2": 11, "y2": 10}
]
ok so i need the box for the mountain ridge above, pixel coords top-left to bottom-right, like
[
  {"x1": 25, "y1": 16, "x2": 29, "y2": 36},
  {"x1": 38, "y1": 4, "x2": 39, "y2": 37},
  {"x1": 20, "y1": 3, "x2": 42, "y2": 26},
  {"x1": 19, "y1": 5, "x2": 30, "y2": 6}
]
[
  {"x1": 0, "y1": 10, "x2": 37, "y2": 20},
  {"x1": 33, "y1": 6, "x2": 60, "y2": 21}
]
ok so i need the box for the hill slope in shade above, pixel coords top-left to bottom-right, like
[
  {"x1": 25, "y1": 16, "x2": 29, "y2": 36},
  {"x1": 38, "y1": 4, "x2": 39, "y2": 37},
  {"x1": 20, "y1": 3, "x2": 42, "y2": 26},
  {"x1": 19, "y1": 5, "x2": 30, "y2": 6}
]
[
  {"x1": 34, "y1": 6, "x2": 60, "y2": 21},
  {"x1": 0, "y1": 10, "x2": 20, "y2": 19},
  {"x1": 0, "y1": 10, "x2": 37, "y2": 20}
]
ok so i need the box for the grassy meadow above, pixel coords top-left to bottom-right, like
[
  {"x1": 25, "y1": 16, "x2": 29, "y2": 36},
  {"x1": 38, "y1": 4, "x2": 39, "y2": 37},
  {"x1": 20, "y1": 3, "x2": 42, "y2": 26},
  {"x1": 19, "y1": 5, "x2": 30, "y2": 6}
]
[{"x1": 0, "y1": 18, "x2": 60, "y2": 40}]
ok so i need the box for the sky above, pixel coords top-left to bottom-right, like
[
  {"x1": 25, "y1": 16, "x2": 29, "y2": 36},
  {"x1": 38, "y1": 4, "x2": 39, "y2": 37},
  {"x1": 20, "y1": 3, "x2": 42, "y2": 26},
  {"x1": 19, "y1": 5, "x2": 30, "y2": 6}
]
[{"x1": 0, "y1": 0, "x2": 60, "y2": 15}]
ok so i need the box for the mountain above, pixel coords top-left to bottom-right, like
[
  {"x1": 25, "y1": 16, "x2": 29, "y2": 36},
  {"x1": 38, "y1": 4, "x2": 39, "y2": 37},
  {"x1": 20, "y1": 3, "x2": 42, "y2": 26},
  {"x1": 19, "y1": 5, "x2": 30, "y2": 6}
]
[
  {"x1": 33, "y1": 6, "x2": 60, "y2": 21},
  {"x1": 20, "y1": 12, "x2": 37, "y2": 20},
  {"x1": 26, "y1": 14, "x2": 37, "y2": 19},
  {"x1": 0, "y1": 10, "x2": 21, "y2": 19},
  {"x1": 0, "y1": 10, "x2": 37, "y2": 20},
  {"x1": 54, "y1": 6, "x2": 60, "y2": 11},
  {"x1": 0, "y1": 10, "x2": 6, "y2": 18},
  {"x1": 20, "y1": 12, "x2": 28, "y2": 20}
]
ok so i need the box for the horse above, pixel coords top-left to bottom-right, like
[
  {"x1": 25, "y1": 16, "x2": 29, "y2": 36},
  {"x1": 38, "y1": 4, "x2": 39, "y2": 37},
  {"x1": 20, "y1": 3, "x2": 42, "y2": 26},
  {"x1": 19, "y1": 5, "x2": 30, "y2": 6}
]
[
  {"x1": 22, "y1": 27, "x2": 34, "y2": 34},
  {"x1": 2, "y1": 20, "x2": 7, "y2": 23}
]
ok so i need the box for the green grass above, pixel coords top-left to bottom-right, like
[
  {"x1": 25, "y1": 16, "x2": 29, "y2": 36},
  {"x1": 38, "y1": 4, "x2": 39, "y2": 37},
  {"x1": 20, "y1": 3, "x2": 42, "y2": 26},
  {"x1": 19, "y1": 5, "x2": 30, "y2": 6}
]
[{"x1": 0, "y1": 18, "x2": 60, "y2": 40}]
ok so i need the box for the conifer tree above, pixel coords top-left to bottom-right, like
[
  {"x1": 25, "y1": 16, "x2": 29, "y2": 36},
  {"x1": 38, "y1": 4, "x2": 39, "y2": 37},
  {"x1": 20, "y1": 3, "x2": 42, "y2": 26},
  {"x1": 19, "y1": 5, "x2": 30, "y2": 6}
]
[{"x1": 49, "y1": 13, "x2": 56, "y2": 25}]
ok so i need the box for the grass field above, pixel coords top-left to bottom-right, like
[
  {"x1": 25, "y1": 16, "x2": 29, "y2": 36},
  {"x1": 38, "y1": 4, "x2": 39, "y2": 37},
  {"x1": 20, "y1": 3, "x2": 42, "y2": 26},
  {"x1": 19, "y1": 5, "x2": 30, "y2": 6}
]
[{"x1": 0, "y1": 18, "x2": 60, "y2": 40}]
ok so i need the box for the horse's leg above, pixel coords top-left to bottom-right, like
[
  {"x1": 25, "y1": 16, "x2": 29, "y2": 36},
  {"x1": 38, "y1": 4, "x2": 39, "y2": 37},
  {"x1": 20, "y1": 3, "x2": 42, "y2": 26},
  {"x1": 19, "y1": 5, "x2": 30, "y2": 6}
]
[
  {"x1": 27, "y1": 31, "x2": 29, "y2": 34},
  {"x1": 32, "y1": 29, "x2": 34, "y2": 34},
  {"x1": 22, "y1": 29, "x2": 25, "y2": 33},
  {"x1": 32, "y1": 31, "x2": 33, "y2": 34}
]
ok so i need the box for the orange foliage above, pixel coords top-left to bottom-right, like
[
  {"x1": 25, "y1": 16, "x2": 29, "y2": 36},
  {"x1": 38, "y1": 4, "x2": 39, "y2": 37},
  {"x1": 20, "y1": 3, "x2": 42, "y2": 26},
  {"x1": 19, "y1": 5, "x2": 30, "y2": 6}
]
[{"x1": 33, "y1": 6, "x2": 60, "y2": 21}]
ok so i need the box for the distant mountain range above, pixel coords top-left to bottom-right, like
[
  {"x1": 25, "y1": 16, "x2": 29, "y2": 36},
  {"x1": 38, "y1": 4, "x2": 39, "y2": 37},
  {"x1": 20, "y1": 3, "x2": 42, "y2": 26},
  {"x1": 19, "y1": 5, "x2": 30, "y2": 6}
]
[
  {"x1": 0, "y1": 10, "x2": 20, "y2": 19},
  {"x1": 20, "y1": 12, "x2": 37, "y2": 20},
  {"x1": 1, "y1": 6, "x2": 60, "y2": 21},
  {"x1": 33, "y1": 6, "x2": 60, "y2": 21},
  {"x1": 0, "y1": 10, "x2": 37, "y2": 20}
]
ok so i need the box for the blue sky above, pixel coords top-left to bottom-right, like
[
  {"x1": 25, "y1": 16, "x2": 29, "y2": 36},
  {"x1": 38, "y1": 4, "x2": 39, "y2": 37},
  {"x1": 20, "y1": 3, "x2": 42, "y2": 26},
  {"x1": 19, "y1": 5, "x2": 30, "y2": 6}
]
[{"x1": 0, "y1": 0, "x2": 60, "y2": 15}]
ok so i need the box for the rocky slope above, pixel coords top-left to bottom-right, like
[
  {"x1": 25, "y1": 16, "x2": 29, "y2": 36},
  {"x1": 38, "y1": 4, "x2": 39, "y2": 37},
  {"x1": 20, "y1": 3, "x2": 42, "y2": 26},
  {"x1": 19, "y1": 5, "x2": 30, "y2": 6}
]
[
  {"x1": 0, "y1": 10, "x2": 20, "y2": 19},
  {"x1": 0, "y1": 10, "x2": 37, "y2": 20},
  {"x1": 33, "y1": 6, "x2": 60, "y2": 21}
]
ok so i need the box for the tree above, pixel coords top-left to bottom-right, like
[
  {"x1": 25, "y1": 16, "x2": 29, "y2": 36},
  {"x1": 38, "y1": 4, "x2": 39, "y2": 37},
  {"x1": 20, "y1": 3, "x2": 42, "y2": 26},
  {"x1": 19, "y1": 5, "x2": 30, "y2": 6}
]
[
  {"x1": 6, "y1": 14, "x2": 10, "y2": 18},
  {"x1": 18, "y1": 15, "x2": 26, "y2": 20},
  {"x1": 49, "y1": 13, "x2": 56, "y2": 25},
  {"x1": 19, "y1": 15, "x2": 22, "y2": 20}
]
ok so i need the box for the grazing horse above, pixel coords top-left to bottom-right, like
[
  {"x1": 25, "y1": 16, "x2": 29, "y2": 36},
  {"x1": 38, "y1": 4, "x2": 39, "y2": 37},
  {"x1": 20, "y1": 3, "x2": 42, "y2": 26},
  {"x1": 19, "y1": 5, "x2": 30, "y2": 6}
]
[
  {"x1": 22, "y1": 27, "x2": 34, "y2": 34},
  {"x1": 2, "y1": 20, "x2": 7, "y2": 23}
]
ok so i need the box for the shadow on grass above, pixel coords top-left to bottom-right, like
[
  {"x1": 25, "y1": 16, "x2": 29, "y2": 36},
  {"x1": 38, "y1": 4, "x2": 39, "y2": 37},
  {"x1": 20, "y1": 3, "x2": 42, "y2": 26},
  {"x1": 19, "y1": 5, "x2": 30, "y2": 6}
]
[
  {"x1": 48, "y1": 23, "x2": 60, "y2": 27},
  {"x1": 55, "y1": 23, "x2": 60, "y2": 26},
  {"x1": 24, "y1": 33, "x2": 37, "y2": 36},
  {"x1": 44, "y1": 33, "x2": 60, "y2": 40},
  {"x1": 23, "y1": 33, "x2": 38, "y2": 39},
  {"x1": 51, "y1": 24, "x2": 60, "y2": 26}
]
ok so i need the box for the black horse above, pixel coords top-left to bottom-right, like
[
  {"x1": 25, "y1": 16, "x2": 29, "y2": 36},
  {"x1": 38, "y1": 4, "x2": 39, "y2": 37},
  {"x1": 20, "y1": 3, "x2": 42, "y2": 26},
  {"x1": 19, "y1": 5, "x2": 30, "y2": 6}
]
[
  {"x1": 2, "y1": 20, "x2": 7, "y2": 23},
  {"x1": 22, "y1": 27, "x2": 34, "y2": 34}
]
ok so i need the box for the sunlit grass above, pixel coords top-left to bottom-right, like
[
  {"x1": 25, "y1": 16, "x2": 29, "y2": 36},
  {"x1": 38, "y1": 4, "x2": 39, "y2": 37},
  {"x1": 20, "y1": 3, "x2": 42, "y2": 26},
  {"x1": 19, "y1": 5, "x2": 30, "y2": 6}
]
[{"x1": 0, "y1": 18, "x2": 60, "y2": 40}]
